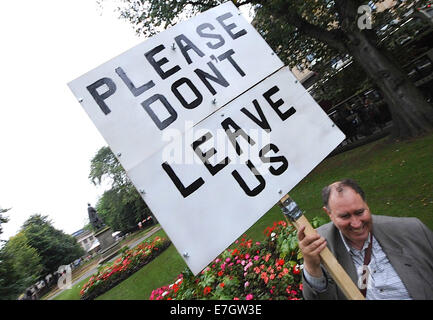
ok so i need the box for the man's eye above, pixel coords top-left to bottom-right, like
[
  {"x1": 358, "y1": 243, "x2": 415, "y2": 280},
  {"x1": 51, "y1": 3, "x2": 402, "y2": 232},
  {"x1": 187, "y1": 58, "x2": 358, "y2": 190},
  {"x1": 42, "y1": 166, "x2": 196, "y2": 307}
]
[{"x1": 356, "y1": 209, "x2": 365, "y2": 215}]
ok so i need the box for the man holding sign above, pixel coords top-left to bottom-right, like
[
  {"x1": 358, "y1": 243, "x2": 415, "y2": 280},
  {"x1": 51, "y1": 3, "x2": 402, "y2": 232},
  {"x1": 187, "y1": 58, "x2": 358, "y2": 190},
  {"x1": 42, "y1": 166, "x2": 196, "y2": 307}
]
[{"x1": 299, "y1": 179, "x2": 433, "y2": 300}]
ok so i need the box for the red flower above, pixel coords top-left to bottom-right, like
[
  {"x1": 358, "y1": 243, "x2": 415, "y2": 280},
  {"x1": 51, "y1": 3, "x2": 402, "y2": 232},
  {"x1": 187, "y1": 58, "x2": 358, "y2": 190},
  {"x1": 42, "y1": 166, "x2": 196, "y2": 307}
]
[
  {"x1": 276, "y1": 259, "x2": 285, "y2": 266},
  {"x1": 203, "y1": 286, "x2": 212, "y2": 295},
  {"x1": 219, "y1": 283, "x2": 225, "y2": 288},
  {"x1": 292, "y1": 264, "x2": 301, "y2": 275},
  {"x1": 173, "y1": 283, "x2": 179, "y2": 293},
  {"x1": 218, "y1": 271, "x2": 224, "y2": 277}
]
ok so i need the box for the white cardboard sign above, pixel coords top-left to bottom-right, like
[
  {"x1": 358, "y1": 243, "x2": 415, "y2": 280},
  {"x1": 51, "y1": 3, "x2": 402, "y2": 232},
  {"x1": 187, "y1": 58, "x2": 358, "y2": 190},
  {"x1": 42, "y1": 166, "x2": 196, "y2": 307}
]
[
  {"x1": 125, "y1": 67, "x2": 344, "y2": 274},
  {"x1": 68, "y1": 1, "x2": 283, "y2": 172}
]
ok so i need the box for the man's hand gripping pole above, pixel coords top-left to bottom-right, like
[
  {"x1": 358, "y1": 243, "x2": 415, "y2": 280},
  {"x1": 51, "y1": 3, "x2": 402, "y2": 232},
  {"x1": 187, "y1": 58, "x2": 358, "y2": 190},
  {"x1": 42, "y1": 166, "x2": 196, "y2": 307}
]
[{"x1": 278, "y1": 194, "x2": 365, "y2": 300}]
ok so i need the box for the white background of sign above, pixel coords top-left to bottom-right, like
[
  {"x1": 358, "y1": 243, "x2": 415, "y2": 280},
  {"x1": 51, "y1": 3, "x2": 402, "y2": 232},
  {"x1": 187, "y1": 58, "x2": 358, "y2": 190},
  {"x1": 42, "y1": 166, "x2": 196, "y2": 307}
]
[
  {"x1": 128, "y1": 67, "x2": 345, "y2": 274},
  {"x1": 68, "y1": 1, "x2": 283, "y2": 172}
]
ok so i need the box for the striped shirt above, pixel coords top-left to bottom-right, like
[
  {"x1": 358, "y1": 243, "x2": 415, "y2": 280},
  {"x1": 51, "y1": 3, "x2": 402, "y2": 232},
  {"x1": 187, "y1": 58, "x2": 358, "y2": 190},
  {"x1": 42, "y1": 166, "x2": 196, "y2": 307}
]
[{"x1": 304, "y1": 232, "x2": 411, "y2": 300}]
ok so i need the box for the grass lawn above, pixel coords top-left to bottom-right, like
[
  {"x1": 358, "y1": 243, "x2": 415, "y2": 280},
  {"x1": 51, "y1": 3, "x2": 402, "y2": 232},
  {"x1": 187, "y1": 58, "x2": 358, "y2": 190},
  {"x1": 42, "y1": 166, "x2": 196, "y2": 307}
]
[
  {"x1": 288, "y1": 132, "x2": 433, "y2": 231},
  {"x1": 52, "y1": 276, "x2": 90, "y2": 300},
  {"x1": 56, "y1": 132, "x2": 433, "y2": 300}
]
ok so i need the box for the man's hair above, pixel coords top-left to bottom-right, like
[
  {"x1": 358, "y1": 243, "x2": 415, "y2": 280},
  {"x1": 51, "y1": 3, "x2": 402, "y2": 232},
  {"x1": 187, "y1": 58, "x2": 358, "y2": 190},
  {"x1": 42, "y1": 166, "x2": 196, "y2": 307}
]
[{"x1": 322, "y1": 179, "x2": 366, "y2": 209}]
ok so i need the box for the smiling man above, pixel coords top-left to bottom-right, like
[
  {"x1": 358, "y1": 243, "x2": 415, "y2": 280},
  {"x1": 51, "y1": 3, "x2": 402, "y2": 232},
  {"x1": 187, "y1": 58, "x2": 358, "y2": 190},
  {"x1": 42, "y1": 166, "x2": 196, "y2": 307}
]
[{"x1": 299, "y1": 179, "x2": 433, "y2": 300}]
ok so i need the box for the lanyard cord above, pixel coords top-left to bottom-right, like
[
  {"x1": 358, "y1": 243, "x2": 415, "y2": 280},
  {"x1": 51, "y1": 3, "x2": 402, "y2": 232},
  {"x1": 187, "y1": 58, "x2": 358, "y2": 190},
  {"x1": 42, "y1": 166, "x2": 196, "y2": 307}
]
[{"x1": 359, "y1": 232, "x2": 373, "y2": 297}]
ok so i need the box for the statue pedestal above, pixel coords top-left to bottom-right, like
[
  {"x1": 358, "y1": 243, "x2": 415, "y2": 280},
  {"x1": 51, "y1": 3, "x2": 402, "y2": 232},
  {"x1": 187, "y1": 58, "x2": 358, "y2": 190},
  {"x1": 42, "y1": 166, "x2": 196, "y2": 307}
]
[{"x1": 95, "y1": 227, "x2": 120, "y2": 265}]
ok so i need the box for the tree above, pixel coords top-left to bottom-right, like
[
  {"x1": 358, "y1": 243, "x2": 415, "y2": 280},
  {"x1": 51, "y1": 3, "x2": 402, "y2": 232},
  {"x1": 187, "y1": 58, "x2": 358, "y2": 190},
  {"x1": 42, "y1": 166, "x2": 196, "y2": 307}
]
[
  {"x1": 0, "y1": 211, "x2": 44, "y2": 300},
  {"x1": 0, "y1": 232, "x2": 43, "y2": 300},
  {"x1": 89, "y1": 147, "x2": 156, "y2": 232},
  {"x1": 20, "y1": 214, "x2": 85, "y2": 275},
  {"x1": 110, "y1": 0, "x2": 433, "y2": 139},
  {"x1": 0, "y1": 207, "x2": 10, "y2": 240}
]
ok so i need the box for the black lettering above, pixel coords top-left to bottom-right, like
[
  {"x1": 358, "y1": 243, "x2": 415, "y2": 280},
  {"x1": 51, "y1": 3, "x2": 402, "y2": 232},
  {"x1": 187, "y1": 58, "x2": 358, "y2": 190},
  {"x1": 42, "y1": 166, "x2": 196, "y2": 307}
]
[
  {"x1": 240, "y1": 99, "x2": 271, "y2": 131},
  {"x1": 218, "y1": 49, "x2": 245, "y2": 77},
  {"x1": 196, "y1": 23, "x2": 225, "y2": 49},
  {"x1": 171, "y1": 77, "x2": 203, "y2": 109},
  {"x1": 141, "y1": 94, "x2": 177, "y2": 130},
  {"x1": 162, "y1": 162, "x2": 204, "y2": 198},
  {"x1": 174, "y1": 34, "x2": 205, "y2": 64},
  {"x1": 263, "y1": 86, "x2": 296, "y2": 121},
  {"x1": 221, "y1": 117, "x2": 255, "y2": 156},
  {"x1": 232, "y1": 160, "x2": 265, "y2": 197},
  {"x1": 192, "y1": 132, "x2": 230, "y2": 176},
  {"x1": 194, "y1": 62, "x2": 229, "y2": 95},
  {"x1": 259, "y1": 144, "x2": 288, "y2": 176},
  {"x1": 115, "y1": 67, "x2": 155, "y2": 97},
  {"x1": 145, "y1": 44, "x2": 181, "y2": 80},
  {"x1": 216, "y1": 12, "x2": 247, "y2": 40},
  {"x1": 86, "y1": 78, "x2": 116, "y2": 115}
]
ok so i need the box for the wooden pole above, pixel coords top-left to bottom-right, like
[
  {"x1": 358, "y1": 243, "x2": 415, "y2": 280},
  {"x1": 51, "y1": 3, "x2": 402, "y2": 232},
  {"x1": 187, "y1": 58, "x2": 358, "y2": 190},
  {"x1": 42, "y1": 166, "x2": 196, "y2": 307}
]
[{"x1": 278, "y1": 194, "x2": 365, "y2": 300}]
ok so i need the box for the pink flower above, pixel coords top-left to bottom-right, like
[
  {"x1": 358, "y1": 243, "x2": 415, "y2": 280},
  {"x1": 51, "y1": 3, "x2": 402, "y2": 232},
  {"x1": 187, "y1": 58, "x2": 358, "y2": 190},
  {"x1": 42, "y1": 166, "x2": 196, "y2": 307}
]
[
  {"x1": 254, "y1": 255, "x2": 259, "y2": 261},
  {"x1": 244, "y1": 261, "x2": 253, "y2": 271},
  {"x1": 246, "y1": 294, "x2": 253, "y2": 300},
  {"x1": 244, "y1": 281, "x2": 250, "y2": 288},
  {"x1": 225, "y1": 258, "x2": 231, "y2": 263}
]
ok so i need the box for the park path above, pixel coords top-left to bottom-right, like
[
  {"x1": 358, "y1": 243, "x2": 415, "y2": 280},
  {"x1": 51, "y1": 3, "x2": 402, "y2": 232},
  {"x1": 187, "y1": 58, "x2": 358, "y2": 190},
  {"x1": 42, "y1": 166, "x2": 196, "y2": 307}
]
[{"x1": 48, "y1": 225, "x2": 162, "y2": 300}]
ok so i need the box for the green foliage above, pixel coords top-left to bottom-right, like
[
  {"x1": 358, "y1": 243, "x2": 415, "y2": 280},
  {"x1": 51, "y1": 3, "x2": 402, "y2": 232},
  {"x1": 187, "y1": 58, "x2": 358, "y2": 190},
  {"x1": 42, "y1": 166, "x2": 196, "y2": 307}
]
[
  {"x1": 21, "y1": 214, "x2": 85, "y2": 275},
  {"x1": 5, "y1": 233, "x2": 43, "y2": 280},
  {"x1": 89, "y1": 146, "x2": 154, "y2": 232},
  {"x1": 0, "y1": 232, "x2": 43, "y2": 300},
  {"x1": 96, "y1": 188, "x2": 149, "y2": 232},
  {"x1": 89, "y1": 146, "x2": 128, "y2": 188},
  {"x1": 112, "y1": 0, "x2": 223, "y2": 37},
  {"x1": 0, "y1": 249, "x2": 26, "y2": 300},
  {"x1": 107, "y1": 0, "x2": 433, "y2": 138},
  {"x1": 0, "y1": 207, "x2": 10, "y2": 238}
]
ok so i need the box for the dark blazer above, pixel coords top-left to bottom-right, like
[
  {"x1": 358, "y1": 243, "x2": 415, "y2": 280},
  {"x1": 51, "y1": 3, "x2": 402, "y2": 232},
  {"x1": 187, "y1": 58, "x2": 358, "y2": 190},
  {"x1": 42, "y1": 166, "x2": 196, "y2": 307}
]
[{"x1": 302, "y1": 215, "x2": 433, "y2": 300}]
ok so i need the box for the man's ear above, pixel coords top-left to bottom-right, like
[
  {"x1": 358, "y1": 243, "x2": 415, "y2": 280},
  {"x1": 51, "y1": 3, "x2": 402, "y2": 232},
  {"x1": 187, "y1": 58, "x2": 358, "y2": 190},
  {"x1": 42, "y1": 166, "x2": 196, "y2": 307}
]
[{"x1": 322, "y1": 206, "x2": 331, "y2": 217}]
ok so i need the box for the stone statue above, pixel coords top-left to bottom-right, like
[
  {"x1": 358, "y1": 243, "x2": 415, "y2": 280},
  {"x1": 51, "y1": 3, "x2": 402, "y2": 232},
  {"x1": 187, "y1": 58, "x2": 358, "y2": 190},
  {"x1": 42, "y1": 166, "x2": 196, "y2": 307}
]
[{"x1": 87, "y1": 203, "x2": 105, "y2": 230}]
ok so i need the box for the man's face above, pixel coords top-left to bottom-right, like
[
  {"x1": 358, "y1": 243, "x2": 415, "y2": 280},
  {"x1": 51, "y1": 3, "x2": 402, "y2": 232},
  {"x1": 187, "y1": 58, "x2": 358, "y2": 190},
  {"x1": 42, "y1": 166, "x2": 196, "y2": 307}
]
[{"x1": 324, "y1": 187, "x2": 372, "y2": 249}]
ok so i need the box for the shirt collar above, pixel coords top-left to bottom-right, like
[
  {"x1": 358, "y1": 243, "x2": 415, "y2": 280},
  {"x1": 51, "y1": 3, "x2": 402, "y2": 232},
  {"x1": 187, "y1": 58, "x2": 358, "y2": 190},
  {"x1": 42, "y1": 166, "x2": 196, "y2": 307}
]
[{"x1": 338, "y1": 230, "x2": 372, "y2": 254}]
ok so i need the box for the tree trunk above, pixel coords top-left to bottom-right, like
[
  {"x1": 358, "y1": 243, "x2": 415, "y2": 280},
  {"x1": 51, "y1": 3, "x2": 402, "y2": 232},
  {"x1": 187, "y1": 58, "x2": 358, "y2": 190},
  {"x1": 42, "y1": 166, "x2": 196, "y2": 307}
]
[{"x1": 345, "y1": 31, "x2": 433, "y2": 139}]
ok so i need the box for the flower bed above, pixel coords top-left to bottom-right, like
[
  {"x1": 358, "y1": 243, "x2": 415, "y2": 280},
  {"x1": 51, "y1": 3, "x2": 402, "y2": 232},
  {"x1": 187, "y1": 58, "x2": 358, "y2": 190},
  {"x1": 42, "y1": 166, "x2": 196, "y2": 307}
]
[
  {"x1": 80, "y1": 235, "x2": 171, "y2": 300},
  {"x1": 150, "y1": 218, "x2": 325, "y2": 300}
]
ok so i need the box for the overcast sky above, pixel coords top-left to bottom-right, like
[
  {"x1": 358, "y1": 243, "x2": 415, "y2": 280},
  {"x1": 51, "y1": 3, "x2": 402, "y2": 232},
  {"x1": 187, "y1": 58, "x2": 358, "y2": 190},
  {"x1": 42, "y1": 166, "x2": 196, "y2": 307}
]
[
  {"x1": 0, "y1": 0, "x2": 144, "y2": 240},
  {"x1": 0, "y1": 1, "x2": 253, "y2": 242}
]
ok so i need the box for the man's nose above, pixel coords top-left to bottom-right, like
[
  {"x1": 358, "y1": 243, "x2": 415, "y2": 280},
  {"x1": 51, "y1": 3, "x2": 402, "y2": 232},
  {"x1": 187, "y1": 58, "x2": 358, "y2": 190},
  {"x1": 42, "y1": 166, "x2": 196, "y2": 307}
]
[{"x1": 350, "y1": 216, "x2": 362, "y2": 229}]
